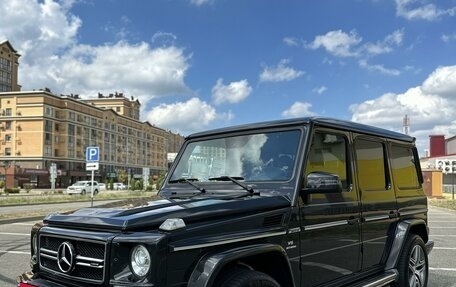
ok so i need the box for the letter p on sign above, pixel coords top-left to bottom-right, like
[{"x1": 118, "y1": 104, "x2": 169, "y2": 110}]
[{"x1": 86, "y1": 147, "x2": 99, "y2": 162}]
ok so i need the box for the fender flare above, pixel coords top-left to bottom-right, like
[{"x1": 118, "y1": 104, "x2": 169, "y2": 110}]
[
  {"x1": 385, "y1": 219, "x2": 426, "y2": 270},
  {"x1": 187, "y1": 243, "x2": 294, "y2": 287}
]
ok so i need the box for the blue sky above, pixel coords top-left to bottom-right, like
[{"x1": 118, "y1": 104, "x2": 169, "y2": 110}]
[{"x1": 1, "y1": 0, "x2": 456, "y2": 154}]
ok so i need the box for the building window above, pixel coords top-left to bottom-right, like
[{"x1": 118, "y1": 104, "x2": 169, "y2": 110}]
[
  {"x1": 116, "y1": 107, "x2": 121, "y2": 112},
  {"x1": 45, "y1": 106, "x2": 52, "y2": 116},
  {"x1": 5, "y1": 147, "x2": 11, "y2": 156},
  {"x1": 5, "y1": 121, "x2": 11, "y2": 130},
  {"x1": 45, "y1": 120, "x2": 52, "y2": 132},
  {"x1": 5, "y1": 134, "x2": 11, "y2": 142},
  {"x1": 44, "y1": 146, "x2": 52, "y2": 156},
  {"x1": 45, "y1": 133, "x2": 52, "y2": 145},
  {"x1": 5, "y1": 108, "x2": 12, "y2": 116}
]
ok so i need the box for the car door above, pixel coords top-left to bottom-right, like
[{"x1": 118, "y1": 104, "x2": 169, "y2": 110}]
[
  {"x1": 353, "y1": 135, "x2": 398, "y2": 270},
  {"x1": 299, "y1": 129, "x2": 361, "y2": 287}
]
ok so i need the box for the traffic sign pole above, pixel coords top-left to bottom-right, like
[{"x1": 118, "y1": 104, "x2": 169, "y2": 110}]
[
  {"x1": 85, "y1": 146, "x2": 99, "y2": 207},
  {"x1": 91, "y1": 170, "x2": 94, "y2": 207}
]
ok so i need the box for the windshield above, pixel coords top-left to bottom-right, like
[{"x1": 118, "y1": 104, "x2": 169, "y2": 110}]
[
  {"x1": 170, "y1": 129, "x2": 301, "y2": 182},
  {"x1": 74, "y1": 181, "x2": 87, "y2": 186}
]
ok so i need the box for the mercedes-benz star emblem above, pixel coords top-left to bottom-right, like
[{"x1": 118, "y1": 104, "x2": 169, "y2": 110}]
[{"x1": 57, "y1": 241, "x2": 75, "y2": 273}]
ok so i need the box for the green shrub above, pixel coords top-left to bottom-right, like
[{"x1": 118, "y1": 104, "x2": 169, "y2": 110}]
[
  {"x1": 135, "y1": 180, "x2": 143, "y2": 191},
  {"x1": 5, "y1": 187, "x2": 20, "y2": 194},
  {"x1": 0, "y1": 180, "x2": 4, "y2": 189},
  {"x1": 146, "y1": 185, "x2": 154, "y2": 191},
  {"x1": 109, "y1": 178, "x2": 114, "y2": 190}
]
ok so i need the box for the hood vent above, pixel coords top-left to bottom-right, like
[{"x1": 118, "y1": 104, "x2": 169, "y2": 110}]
[{"x1": 263, "y1": 214, "x2": 284, "y2": 227}]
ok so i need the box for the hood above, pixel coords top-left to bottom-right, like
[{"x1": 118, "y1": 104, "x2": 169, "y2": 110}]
[{"x1": 43, "y1": 194, "x2": 291, "y2": 231}]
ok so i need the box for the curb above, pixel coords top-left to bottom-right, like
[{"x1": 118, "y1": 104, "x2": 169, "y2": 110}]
[{"x1": 0, "y1": 215, "x2": 46, "y2": 225}]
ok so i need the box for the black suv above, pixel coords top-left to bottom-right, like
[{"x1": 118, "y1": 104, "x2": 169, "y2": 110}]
[{"x1": 18, "y1": 117, "x2": 433, "y2": 287}]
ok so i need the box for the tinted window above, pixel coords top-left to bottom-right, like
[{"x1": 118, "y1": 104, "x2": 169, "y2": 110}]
[
  {"x1": 391, "y1": 145, "x2": 419, "y2": 189},
  {"x1": 355, "y1": 139, "x2": 387, "y2": 191},
  {"x1": 306, "y1": 132, "x2": 348, "y2": 189}
]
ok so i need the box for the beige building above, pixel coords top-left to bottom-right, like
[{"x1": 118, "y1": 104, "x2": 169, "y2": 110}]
[
  {"x1": 0, "y1": 40, "x2": 21, "y2": 92},
  {"x1": 0, "y1": 90, "x2": 184, "y2": 188}
]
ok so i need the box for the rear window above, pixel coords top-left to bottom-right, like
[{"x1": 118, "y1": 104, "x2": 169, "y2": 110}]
[{"x1": 391, "y1": 145, "x2": 420, "y2": 189}]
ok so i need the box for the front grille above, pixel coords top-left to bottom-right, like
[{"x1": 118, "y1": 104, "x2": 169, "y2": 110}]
[{"x1": 39, "y1": 234, "x2": 106, "y2": 283}]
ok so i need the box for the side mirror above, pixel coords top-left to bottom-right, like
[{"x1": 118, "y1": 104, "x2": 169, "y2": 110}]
[{"x1": 303, "y1": 171, "x2": 342, "y2": 194}]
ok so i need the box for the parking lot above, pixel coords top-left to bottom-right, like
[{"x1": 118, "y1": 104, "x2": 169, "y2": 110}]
[{"x1": 0, "y1": 205, "x2": 455, "y2": 286}]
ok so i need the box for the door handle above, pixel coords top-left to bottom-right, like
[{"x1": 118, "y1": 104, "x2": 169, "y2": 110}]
[
  {"x1": 347, "y1": 216, "x2": 359, "y2": 225},
  {"x1": 388, "y1": 210, "x2": 399, "y2": 219}
]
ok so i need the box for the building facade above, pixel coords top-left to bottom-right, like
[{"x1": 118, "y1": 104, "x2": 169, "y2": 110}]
[
  {"x1": 0, "y1": 90, "x2": 184, "y2": 188},
  {"x1": 0, "y1": 40, "x2": 21, "y2": 92}
]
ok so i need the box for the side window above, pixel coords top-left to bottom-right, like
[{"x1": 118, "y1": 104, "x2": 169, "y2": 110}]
[
  {"x1": 306, "y1": 131, "x2": 349, "y2": 189},
  {"x1": 391, "y1": 145, "x2": 420, "y2": 189},
  {"x1": 355, "y1": 138, "x2": 387, "y2": 191}
]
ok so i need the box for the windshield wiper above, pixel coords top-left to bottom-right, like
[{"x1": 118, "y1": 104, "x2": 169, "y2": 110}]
[
  {"x1": 208, "y1": 176, "x2": 256, "y2": 194},
  {"x1": 169, "y1": 178, "x2": 206, "y2": 193}
]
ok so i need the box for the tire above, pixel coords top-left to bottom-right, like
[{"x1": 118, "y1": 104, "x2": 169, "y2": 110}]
[
  {"x1": 394, "y1": 234, "x2": 429, "y2": 287},
  {"x1": 81, "y1": 190, "x2": 86, "y2": 195},
  {"x1": 218, "y1": 268, "x2": 281, "y2": 287}
]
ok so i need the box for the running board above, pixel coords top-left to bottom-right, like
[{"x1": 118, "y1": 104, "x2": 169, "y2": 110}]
[{"x1": 351, "y1": 270, "x2": 397, "y2": 287}]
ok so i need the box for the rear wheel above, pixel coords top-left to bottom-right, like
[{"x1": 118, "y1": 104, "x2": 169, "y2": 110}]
[
  {"x1": 218, "y1": 268, "x2": 280, "y2": 287},
  {"x1": 394, "y1": 234, "x2": 428, "y2": 287},
  {"x1": 81, "y1": 190, "x2": 86, "y2": 195}
]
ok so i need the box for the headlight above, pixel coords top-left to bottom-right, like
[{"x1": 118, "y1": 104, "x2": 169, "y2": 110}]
[{"x1": 130, "y1": 245, "x2": 150, "y2": 278}]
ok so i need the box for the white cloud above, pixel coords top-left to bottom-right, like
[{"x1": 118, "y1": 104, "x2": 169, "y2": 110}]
[
  {"x1": 0, "y1": 0, "x2": 193, "y2": 119},
  {"x1": 422, "y1": 65, "x2": 456, "y2": 97},
  {"x1": 442, "y1": 33, "x2": 456, "y2": 43},
  {"x1": 282, "y1": 102, "x2": 316, "y2": 118},
  {"x1": 145, "y1": 98, "x2": 217, "y2": 135},
  {"x1": 363, "y1": 29, "x2": 404, "y2": 55},
  {"x1": 283, "y1": 37, "x2": 299, "y2": 47},
  {"x1": 395, "y1": 0, "x2": 456, "y2": 21},
  {"x1": 350, "y1": 65, "x2": 456, "y2": 154},
  {"x1": 189, "y1": 0, "x2": 213, "y2": 6},
  {"x1": 312, "y1": 86, "x2": 328, "y2": 94},
  {"x1": 212, "y1": 78, "x2": 252, "y2": 105},
  {"x1": 259, "y1": 59, "x2": 304, "y2": 82},
  {"x1": 306, "y1": 30, "x2": 362, "y2": 57},
  {"x1": 152, "y1": 31, "x2": 178, "y2": 46},
  {"x1": 0, "y1": 0, "x2": 81, "y2": 65},
  {"x1": 358, "y1": 59, "x2": 401, "y2": 76}
]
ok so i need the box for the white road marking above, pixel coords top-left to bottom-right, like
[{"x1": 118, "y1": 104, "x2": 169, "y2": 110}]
[
  {"x1": 0, "y1": 232, "x2": 29, "y2": 236},
  {"x1": 11, "y1": 222, "x2": 35, "y2": 226},
  {"x1": 0, "y1": 250, "x2": 30, "y2": 255},
  {"x1": 433, "y1": 247, "x2": 456, "y2": 250},
  {"x1": 429, "y1": 267, "x2": 456, "y2": 272}
]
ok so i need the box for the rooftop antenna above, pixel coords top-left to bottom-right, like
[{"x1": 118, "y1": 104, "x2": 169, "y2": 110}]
[{"x1": 403, "y1": 114, "x2": 410, "y2": 135}]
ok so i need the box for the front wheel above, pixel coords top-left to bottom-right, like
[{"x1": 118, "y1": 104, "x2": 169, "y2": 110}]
[
  {"x1": 394, "y1": 234, "x2": 429, "y2": 287},
  {"x1": 218, "y1": 269, "x2": 280, "y2": 287}
]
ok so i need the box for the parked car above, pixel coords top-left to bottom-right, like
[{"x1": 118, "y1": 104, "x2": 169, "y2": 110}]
[
  {"x1": 66, "y1": 180, "x2": 99, "y2": 195},
  {"x1": 113, "y1": 182, "x2": 127, "y2": 190},
  {"x1": 19, "y1": 117, "x2": 433, "y2": 287},
  {"x1": 98, "y1": 183, "x2": 106, "y2": 191}
]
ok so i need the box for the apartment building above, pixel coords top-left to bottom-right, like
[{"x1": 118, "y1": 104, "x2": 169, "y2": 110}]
[
  {"x1": 0, "y1": 40, "x2": 21, "y2": 92},
  {"x1": 0, "y1": 90, "x2": 184, "y2": 188}
]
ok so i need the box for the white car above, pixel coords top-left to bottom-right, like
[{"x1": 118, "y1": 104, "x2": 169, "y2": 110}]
[
  {"x1": 66, "y1": 181, "x2": 99, "y2": 195},
  {"x1": 113, "y1": 182, "x2": 127, "y2": 190},
  {"x1": 98, "y1": 183, "x2": 106, "y2": 191}
]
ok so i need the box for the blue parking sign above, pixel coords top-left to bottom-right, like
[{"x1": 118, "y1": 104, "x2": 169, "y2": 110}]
[{"x1": 86, "y1": 146, "x2": 99, "y2": 162}]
